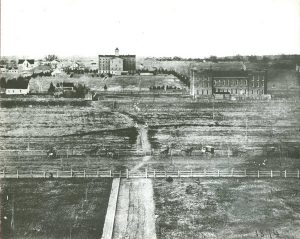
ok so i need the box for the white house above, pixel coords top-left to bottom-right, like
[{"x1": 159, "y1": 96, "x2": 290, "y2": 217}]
[
  {"x1": 18, "y1": 59, "x2": 36, "y2": 71},
  {"x1": 5, "y1": 80, "x2": 30, "y2": 95}
]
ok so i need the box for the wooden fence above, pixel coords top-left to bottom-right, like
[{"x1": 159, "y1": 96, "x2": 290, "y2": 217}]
[{"x1": 0, "y1": 169, "x2": 299, "y2": 179}]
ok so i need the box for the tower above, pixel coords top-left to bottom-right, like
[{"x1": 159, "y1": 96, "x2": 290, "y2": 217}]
[{"x1": 115, "y1": 48, "x2": 119, "y2": 57}]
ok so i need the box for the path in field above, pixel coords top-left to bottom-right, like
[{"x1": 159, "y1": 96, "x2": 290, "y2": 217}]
[
  {"x1": 132, "y1": 125, "x2": 152, "y2": 171},
  {"x1": 112, "y1": 179, "x2": 157, "y2": 239}
]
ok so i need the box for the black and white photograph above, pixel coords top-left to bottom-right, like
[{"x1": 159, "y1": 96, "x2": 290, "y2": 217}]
[{"x1": 0, "y1": 0, "x2": 300, "y2": 238}]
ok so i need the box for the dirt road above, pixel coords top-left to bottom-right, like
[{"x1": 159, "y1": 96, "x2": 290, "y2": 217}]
[
  {"x1": 112, "y1": 179, "x2": 157, "y2": 239},
  {"x1": 132, "y1": 125, "x2": 152, "y2": 171}
]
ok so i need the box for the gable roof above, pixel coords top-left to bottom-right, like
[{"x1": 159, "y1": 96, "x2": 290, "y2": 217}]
[
  {"x1": 6, "y1": 79, "x2": 29, "y2": 89},
  {"x1": 18, "y1": 59, "x2": 35, "y2": 65}
]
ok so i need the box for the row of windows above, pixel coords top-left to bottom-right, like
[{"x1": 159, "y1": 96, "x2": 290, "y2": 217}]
[{"x1": 215, "y1": 89, "x2": 263, "y2": 94}]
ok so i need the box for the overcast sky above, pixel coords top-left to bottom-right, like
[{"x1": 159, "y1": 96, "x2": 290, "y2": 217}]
[{"x1": 1, "y1": 0, "x2": 300, "y2": 58}]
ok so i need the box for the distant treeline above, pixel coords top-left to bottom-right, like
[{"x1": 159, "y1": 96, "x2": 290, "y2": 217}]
[{"x1": 149, "y1": 54, "x2": 300, "y2": 64}]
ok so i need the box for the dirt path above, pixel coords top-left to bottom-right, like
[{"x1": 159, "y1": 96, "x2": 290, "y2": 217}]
[
  {"x1": 132, "y1": 125, "x2": 152, "y2": 171},
  {"x1": 112, "y1": 179, "x2": 157, "y2": 239}
]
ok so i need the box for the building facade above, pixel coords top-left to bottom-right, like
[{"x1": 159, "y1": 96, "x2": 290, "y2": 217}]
[
  {"x1": 98, "y1": 48, "x2": 136, "y2": 75},
  {"x1": 190, "y1": 69, "x2": 267, "y2": 98}
]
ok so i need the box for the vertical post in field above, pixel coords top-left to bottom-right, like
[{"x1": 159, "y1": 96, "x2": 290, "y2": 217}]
[
  {"x1": 3, "y1": 169, "x2": 5, "y2": 178},
  {"x1": 70, "y1": 169, "x2": 73, "y2": 177},
  {"x1": 231, "y1": 168, "x2": 234, "y2": 177},
  {"x1": 97, "y1": 170, "x2": 99, "y2": 177},
  {"x1": 257, "y1": 170, "x2": 260, "y2": 178},
  {"x1": 244, "y1": 169, "x2": 247, "y2": 177},
  {"x1": 17, "y1": 170, "x2": 19, "y2": 179},
  {"x1": 145, "y1": 168, "x2": 148, "y2": 178},
  {"x1": 43, "y1": 171, "x2": 46, "y2": 178},
  {"x1": 153, "y1": 170, "x2": 156, "y2": 178},
  {"x1": 109, "y1": 170, "x2": 112, "y2": 178},
  {"x1": 284, "y1": 170, "x2": 287, "y2": 178},
  {"x1": 84, "y1": 170, "x2": 86, "y2": 178},
  {"x1": 298, "y1": 169, "x2": 299, "y2": 178},
  {"x1": 271, "y1": 170, "x2": 273, "y2": 178},
  {"x1": 126, "y1": 169, "x2": 129, "y2": 178}
]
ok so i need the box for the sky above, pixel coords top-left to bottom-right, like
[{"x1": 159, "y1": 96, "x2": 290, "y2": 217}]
[{"x1": 1, "y1": 0, "x2": 300, "y2": 58}]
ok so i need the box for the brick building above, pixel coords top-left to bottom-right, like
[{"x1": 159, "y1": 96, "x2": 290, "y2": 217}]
[
  {"x1": 190, "y1": 69, "x2": 267, "y2": 98},
  {"x1": 98, "y1": 48, "x2": 136, "y2": 75}
]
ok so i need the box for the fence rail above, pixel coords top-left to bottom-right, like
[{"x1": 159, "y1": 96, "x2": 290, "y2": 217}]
[{"x1": 0, "y1": 169, "x2": 299, "y2": 179}]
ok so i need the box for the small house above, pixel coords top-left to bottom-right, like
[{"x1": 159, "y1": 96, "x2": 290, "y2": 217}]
[{"x1": 5, "y1": 79, "x2": 30, "y2": 95}]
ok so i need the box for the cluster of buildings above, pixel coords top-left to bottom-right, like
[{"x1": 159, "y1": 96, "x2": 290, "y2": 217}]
[
  {"x1": 190, "y1": 69, "x2": 267, "y2": 99},
  {"x1": 98, "y1": 48, "x2": 136, "y2": 75}
]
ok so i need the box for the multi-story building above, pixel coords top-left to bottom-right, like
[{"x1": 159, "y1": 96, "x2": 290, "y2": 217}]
[
  {"x1": 190, "y1": 69, "x2": 267, "y2": 98},
  {"x1": 98, "y1": 48, "x2": 136, "y2": 75}
]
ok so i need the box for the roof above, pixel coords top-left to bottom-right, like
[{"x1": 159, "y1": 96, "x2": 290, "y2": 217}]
[
  {"x1": 212, "y1": 70, "x2": 248, "y2": 77},
  {"x1": 98, "y1": 55, "x2": 136, "y2": 57},
  {"x1": 6, "y1": 79, "x2": 29, "y2": 89},
  {"x1": 18, "y1": 59, "x2": 35, "y2": 64},
  {"x1": 193, "y1": 69, "x2": 249, "y2": 77},
  {"x1": 58, "y1": 82, "x2": 74, "y2": 87}
]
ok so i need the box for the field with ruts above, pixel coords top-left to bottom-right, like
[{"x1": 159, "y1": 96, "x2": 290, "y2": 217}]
[
  {"x1": 0, "y1": 95, "x2": 299, "y2": 173},
  {"x1": 117, "y1": 97, "x2": 300, "y2": 171},
  {"x1": 0, "y1": 98, "x2": 140, "y2": 172}
]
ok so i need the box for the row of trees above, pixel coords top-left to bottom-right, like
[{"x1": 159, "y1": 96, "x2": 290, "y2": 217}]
[{"x1": 48, "y1": 82, "x2": 89, "y2": 98}]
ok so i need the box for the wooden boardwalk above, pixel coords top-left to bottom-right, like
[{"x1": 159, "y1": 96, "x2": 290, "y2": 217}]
[{"x1": 0, "y1": 169, "x2": 299, "y2": 179}]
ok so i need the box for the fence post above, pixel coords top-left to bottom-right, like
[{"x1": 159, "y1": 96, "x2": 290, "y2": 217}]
[
  {"x1": 126, "y1": 169, "x2": 129, "y2": 179},
  {"x1": 258, "y1": 170, "x2": 260, "y2": 178},
  {"x1": 119, "y1": 170, "x2": 122, "y2": 178},
  {"x1": 43, "y1": 171, "x2": 46, "y2": 178},
  {"x1": 298, "y1": 169, "x2": 299, "y2": 179},
  {"x1": 217, "y1": 170, "x2": 220, "y2": 177},
  {"x1": 244, "y1": 169, "x2": 247, "y2": 177},
  {"x1": 178, "y1": 170, "x2": 180, "y2": 178},
  {"x1": 191, "y1": 169, "x2": 193, "y2": 177},
  {"x1": 31, "y1": 170, "x2": 33, "y2": 178},
  {"x1": 154, "y1": 170, "x2": 156, "y2": 178},
  {"x1": 3, "y1": 169, "x2": 5, "y2": 178},
  {"x1": 165, "y1": 171, "x2": 167, "y2": 178},
  {"x1": 204, "y1": 169, "x2": 206, "y2": 177},
  {"x1": 17, "y1": 170, "x2": 19, "y2": 179},
  {"x1": 110, "y1": 170, "x2": 112, "y2": 178},
  {"x1": 145, "y1": 168, "x2": 148, "y2": 178},
  {"x1": 284, "y1": 170, "x2": 287, "y2": 178},
  {"x1": 71, "y1": 169, "x2": 73, "y2": 177},
  {"x1": 231, "y1": 169, "x2": 234, "y2": 177},
  {"x1": 271, "y1": 170, "x2": 273, "y2": 178},
  {"x1": 84, "y1": 170, "x2": 86, "y2": 178},
  {"x1": 56, "y1": 170, "x2": 59, "y2": 178},
  {"x1": 97, "y1": 170, "x2": 99, "y2": 177}
]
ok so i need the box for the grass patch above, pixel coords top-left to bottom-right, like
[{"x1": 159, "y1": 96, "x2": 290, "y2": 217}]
[{"x1": 0, "y1": 178, "x2": 112, "y2": 239}]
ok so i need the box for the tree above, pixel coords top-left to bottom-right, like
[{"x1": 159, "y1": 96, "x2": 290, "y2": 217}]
[
  {"x1": 48, "y1": 82, "x2": 55, "y2": 94},
  {"x1": 45, "y1": 55, "x2": 58, "y2": 61},
  {"x1": 0, "y1": 77, "x2": 6, "y2": 88}
]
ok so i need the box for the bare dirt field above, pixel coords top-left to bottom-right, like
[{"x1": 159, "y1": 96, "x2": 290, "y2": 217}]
[
  {"x1": 113, "y1": 179, "x2": 156, "y2": 239},
  {"x1": 153, "y1": 178, "x2": 300, "y2": 239},
  {"x1": 0, "y1": 178, "x2": 112, "y2": 239}
]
